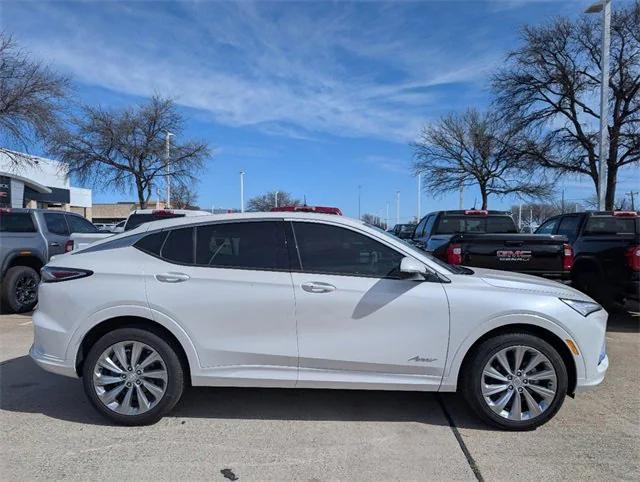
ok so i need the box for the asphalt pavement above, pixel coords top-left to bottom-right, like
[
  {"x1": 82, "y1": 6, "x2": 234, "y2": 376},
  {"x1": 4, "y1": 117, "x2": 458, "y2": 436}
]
[{"x1": 1, "y1": 306, "x2": 638, "y2": 480}]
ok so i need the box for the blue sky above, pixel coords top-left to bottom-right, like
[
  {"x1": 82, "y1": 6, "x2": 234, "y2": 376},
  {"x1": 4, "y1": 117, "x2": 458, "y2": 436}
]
[{"x1": 3, "y1": 0, "x2": 639, "y2": 221}]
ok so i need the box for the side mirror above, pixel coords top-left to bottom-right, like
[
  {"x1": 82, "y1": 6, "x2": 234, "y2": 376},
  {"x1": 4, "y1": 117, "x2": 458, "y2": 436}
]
[{"x1": 400, "y1": 256, "x2": 427, "y2": 275}]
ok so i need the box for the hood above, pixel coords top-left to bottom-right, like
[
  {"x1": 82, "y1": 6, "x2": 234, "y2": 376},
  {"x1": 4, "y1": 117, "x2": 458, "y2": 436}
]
[{"x1": 470, "y1": 267, "x2": 593, "y2": 301}]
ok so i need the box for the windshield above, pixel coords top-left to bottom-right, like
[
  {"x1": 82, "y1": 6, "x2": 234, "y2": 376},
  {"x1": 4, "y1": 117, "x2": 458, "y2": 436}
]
[{"x1": 367, "y1": 224, "x2": 467, "y2": 274}]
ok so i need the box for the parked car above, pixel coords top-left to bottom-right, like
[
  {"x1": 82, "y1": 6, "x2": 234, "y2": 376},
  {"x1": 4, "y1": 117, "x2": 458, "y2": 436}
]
[
  {"x1": 271, "y1": 205, "x2": 343, "y2": 215},
  {"x1": 536, "y1": 211, "x2": 639, "y2": 306},
  {"x1": 410, "y1": 210, "x2": 573, "y2": 280},
  {"x1": 0, "y1": 208, "x2": 100, "y2": 312},
  {"x1": 31, "y1": 212, "x2": 607, "y2": 430},
  {"x1": 388, "y1": 223, "x2": 417, "y2": 239},
  {"x1": 68, "y1": 209, "x2": 211, "y2": 251}
]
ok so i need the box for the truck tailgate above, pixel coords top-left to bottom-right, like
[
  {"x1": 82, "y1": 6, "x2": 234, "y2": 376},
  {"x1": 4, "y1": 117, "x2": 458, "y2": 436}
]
[{"x1": 454, "y1": 234, "x2": 569, "y2": 275}]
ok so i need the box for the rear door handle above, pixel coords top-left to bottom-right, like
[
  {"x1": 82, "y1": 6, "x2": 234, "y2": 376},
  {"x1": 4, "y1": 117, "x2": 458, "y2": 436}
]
[
  {"x1": 155, "y1": 272, "x2": 190, "y2": 283},
  {"x1": 301, "y1": 282, "x2": 336, "y2": 294}
]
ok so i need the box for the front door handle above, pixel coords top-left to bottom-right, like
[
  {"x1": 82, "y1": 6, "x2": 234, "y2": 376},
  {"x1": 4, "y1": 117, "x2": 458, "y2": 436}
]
[
  {"x1": 301, "y1": 282, "x2": 336, "y2": 294},
  {"x1": 49, "y1": 242, "x2": 61, "y2": 247},
  {"x1": 155, "y1": 272, "x2": 190, "y2": 283}
]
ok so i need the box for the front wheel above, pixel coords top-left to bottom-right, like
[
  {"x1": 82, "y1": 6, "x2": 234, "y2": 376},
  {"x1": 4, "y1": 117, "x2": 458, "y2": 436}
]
[
  {"x1": 462, "y1": 333, "x2": 568, "y2": 431},
  {"x1": 82, "y1": 328, "x2": 185, "y2": 425}
]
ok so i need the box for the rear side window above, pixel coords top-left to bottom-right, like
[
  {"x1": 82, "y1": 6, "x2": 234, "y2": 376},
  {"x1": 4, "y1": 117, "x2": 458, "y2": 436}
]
[
  {"x1": 292, "y1": 222, "x2": 404, "y2": 278},
  {"x1": 161, "y1": 227, "x2": 194, "y2": 264},
  {"x1": 584, "y1": 216, "x2": 637, "y2": 235},
  {"x1": 66, "y1": 215, "x2": 99, "y2": 233},
  {"x1": 195, "y1": 221, "x2": 288, "y2": 270},
  {"x1": 134, "y1": 231, "x2": 168, "y2": 256},
  {"x1": 44, "y1": 213, "x2": 69, "y2": 235},
  {"x1": 0, "y1": 212, "x2": 36, "y2": 232}
]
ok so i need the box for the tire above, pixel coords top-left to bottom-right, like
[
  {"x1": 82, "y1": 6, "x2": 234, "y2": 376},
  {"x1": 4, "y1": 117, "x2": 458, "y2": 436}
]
[
  {"x1": 1, "y1": 266, "x2": 39, "y2": 313},
  {"x1": 461, "y1": 333, "x2": 568, "y2": 431},
  {"x1": 82, "y1": 328, "x2": 185, "y2": 426}
]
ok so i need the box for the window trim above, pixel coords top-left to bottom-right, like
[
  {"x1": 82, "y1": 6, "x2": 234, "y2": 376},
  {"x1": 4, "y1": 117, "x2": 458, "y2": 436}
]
[{"x1": 288, "y1": 220, "x2": 410, "y2": 280}]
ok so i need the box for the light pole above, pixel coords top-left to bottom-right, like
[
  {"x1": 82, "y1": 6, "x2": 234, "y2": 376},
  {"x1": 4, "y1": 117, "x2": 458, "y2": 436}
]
[
  {"x1": 239, "y1": 170, "x2": 245, "y2": 213},
  {"x1": 275, "y1": 190, "x2": 279, "y2": 208},
  {"x1": 417, "y1": 173, "x2": 422, "y2": 220},
  {"x1": 585, "y1": 0, "x2": 612, "y2": 210},
  {"x1": 386, "y1": 202, "x2": 390, "y2": 229},
  {"x1": 395, "y1": 190, "x2": 400, "y2": 226},
  {"x1": 164, "y1": 131, "x2": 174, "y2": 208},
  {"x1": 459, "y1": 182, "x2": 464, "y2": 209},
  {"x1": 358, "y1": 185, "x2": 362, "y2": 220}
]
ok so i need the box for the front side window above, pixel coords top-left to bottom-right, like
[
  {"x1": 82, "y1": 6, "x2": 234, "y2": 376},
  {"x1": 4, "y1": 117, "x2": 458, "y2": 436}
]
[
  {"x1": 44, "y1": 213, "x2": 69, "y2": 235},
  {"x1": 195, "y1": 221, "x2": 288, "y2": 270},
  {"x1": 414, "y1": 217, "x2": 428, "y2": 239},
  {"x1": 557, "y1": 216, "x2": 582, "y2": 237},
  {"x1": 536, "y1": 218, "x2": 558, "y2": 235},
  {"x1": 66, "y1": 215, "x2": 99, "y2": 233},
  {"x1": 292, "y1": 222, "x2": 404, "y2": 278}
]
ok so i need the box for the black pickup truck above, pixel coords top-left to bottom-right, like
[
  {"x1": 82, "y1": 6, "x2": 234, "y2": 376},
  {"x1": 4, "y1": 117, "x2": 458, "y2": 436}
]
[
  {"x1": 410, "y1": 210, "x2": 572, "y2": 279},
  {"x1": 536, "y1": 211, "x2": 639, "y2": 306}
]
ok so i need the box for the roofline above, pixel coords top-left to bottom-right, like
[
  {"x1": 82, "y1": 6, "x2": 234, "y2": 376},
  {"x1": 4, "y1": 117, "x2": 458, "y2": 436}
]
[{"x1": 0, "y1": 171, "x2": 52, "y2": 194}]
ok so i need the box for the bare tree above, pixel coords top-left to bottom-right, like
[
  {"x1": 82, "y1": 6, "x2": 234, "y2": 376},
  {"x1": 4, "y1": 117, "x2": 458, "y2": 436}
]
[
  {"x1": 0, "y1": 33, "x2": 69, "y2": 163},
  {"x1": 171, "y1": 182, "x2": 200, "y2": 209},
  {"x1": 246, "y1": 191, "x2": 301, "y2": 212},
  {"x1": 362, "y1": 213, "x2": 385, "y2": 228},
  {"x1": 493, "y1": 1, "x2": 640, "y2": 210},
  {"x1": 48, "y1": 96, "x2": 209, "y2": 208},
  {"x1": 412, "y1": 109, "x2": 553, "y2": 210}
]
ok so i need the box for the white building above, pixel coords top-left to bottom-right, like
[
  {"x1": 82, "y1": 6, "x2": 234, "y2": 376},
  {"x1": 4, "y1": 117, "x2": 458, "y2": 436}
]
[{"x1": 0, "y1": 150, "x2": 93, "y2": 219}]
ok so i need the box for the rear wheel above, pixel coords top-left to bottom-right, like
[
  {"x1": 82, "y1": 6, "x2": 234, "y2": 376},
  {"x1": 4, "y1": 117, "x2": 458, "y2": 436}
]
[
  {"x1": 462, "y1": 333, "x2": 568, "y2": 431},
  {"x1": 82, "y1": 328, "x2": 184, "y2": 425},
  {"x1": 2, "y1": 266, "x2": 39, "y2": 313}
]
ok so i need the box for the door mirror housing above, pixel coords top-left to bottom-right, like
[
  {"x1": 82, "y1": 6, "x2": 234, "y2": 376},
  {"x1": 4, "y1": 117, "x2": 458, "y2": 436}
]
[{"x1": 400, "y1": 257, "x2": 427, "y2": 276}]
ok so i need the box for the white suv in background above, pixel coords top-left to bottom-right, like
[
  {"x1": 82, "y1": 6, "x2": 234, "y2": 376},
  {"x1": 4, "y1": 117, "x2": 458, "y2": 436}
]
[{"x1": 31, "y1": 212, "x2": 608, "y2": 429}]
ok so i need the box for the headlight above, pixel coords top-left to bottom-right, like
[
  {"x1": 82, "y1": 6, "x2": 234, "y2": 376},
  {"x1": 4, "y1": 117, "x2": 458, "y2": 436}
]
[{"x1": 560, "y1": 298, "x2": 602, "y2": 317}]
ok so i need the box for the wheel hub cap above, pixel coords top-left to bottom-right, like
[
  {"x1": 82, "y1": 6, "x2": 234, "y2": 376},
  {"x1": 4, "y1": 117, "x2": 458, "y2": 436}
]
[
  {"x1": 93, "y1": 341, "x2": 168, "y2": 415},
  {"x1": 481, "y1": 345, "x2": 557, "y2": 421}
]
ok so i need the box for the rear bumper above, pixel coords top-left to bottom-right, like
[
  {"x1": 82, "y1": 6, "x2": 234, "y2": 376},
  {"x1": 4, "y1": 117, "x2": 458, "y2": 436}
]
[{"x1": 29, "y1": 344, "x2": 77, "y2": 378}]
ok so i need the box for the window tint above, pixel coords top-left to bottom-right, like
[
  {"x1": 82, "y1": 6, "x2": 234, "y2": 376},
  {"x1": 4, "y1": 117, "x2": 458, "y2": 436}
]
[
  {"x1": 0, "y1": 212, "x2": 36, "y2": 232},
  {"x1": 293, "y1": 222, "x2": 404, "y2": 278},
  {"x1": 486, "y1": 217, "x2": 518, "y2": 233},
  {"x1": 536, "y1": 218, "x2": 558, "y2": 234},
  {"x1": 557, "y1": 216, "x2": 582, "y2": 237},
  {"x1": 436, "y1": 215, "x2": 516, "y2": 234},
  {"x1": 134, "y1": 231, "x2": 168, "y2": 256},
  {"x1": 160, "y1": 227, "x2": 194, "y2": 264},
  {"x1": 66, "y1": 215, "x2": 99, "y2": 233},
  {"x1": 584, "y1": 216, "x2": 637, "y2": 235},
  {"x1": 195, "y1": 221, "x2": 287, "y2": 270},
  {"x1": 423, "y1": 215, "x2": 436, "y2": 236},
  {"x1": 414, "y1": 217, "x2": 428, "y2": 238},
  {"x1": 44, "y1": 213, "x2": 69, "y2": 235}
]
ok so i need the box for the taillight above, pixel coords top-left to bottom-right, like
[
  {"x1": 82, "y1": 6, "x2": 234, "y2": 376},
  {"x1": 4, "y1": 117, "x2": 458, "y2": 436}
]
[
  {"x1": 41, "y1": 266, "x2": 93, "y2": 283},
  {"x1": 447, "y1": 243, "x2": 463, "y2": 265},
  {"x1": 562, "y1": 243, "x2": 573, "y2": 271},
  {"x1": 64, "y1": 240, "x2": 74, "y2": 252},
  {"x1": 626, "y1": 245, "x2": 640, "y2": 271}
]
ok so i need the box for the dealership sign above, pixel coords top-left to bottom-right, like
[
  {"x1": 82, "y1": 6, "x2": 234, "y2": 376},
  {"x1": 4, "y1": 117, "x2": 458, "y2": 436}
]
[{"x1": 0, "y1": 176, "x2": 10, "y2": 207}]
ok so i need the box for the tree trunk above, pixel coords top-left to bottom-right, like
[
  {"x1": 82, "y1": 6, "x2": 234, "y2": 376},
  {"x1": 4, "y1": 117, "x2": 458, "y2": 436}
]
[
  {"x1": 135, "y1": 177, "x2": 147, "y2": 209},
  {"x1": 480, "y1": 184, "x2": 488, "y2": 210},
  {"x1": 605, "y1": 165, "x2": 617, "y2": 211}
]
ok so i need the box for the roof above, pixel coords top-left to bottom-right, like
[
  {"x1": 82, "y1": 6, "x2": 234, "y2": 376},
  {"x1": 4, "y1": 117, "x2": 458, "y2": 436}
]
[{"x1": 0, "y1": 171, "x2": 52, "y2": 194}]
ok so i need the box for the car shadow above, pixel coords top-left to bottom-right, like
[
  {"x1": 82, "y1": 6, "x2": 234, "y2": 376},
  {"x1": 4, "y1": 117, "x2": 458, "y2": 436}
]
[
  {"x1": 0, "y1": 355, "x2": 494, "y2": 430},
  {"x1": 606, "y1": 301, "x2": 639, "y2": 333}
]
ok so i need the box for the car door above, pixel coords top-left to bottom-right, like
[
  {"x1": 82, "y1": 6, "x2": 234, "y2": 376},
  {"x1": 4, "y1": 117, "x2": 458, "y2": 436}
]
[
  {"x1": 41, "y1": 212, "x2": 70, "y2": 256},
  {"x1": 289, "y1": 220, "x2": 450, "y2": 390},
  {"x1": 140, "y1": 220, "x2": 299, "y2": 386}
]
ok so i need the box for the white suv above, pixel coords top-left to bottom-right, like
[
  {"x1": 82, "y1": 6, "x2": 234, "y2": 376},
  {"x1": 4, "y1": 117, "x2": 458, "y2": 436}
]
[{"x1": 31, "y1": 212, "x2": 608, "y2": 429}]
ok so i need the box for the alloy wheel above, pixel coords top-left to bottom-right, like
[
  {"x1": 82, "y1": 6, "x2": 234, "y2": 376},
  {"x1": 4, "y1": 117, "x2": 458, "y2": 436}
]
[
  {"x1": 93, "y1": 341, "x2": 168, "y2": 415},
  {"x1": 15, "y1": 275, "x2": 37, "y2": 305},
  {"x1": 481, "y1": 345, "x2": 557, "y2": 421}
]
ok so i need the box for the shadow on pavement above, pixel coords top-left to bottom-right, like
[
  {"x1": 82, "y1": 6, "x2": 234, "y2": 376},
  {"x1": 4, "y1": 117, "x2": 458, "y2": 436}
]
[
  {"x1": 606, "y1": 301, "x2": 639, "y2": 333},
  {"x1": 0, "y1": 355, "x2": 493, "y2": 429}
]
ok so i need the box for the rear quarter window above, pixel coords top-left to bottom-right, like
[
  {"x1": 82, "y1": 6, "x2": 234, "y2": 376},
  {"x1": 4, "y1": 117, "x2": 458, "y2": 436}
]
[
  {"x1": 134, "y1": 231, "x2": 168, "y2": 256},
  {"x1": 0, "y1": 212, "x2": 36, "y2": 232}
]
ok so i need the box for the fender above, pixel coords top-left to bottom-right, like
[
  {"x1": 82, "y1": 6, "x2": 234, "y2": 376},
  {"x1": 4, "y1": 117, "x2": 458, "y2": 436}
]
[
  {"x1": 1, "y1": 249, "x2": 46, "y2": 276},
  {"x1": 439, "y1": 312, "x2": 586, "y2": 392},
  {"x1": 65, "y1": 304, "x2": 202, "y2": 378}
]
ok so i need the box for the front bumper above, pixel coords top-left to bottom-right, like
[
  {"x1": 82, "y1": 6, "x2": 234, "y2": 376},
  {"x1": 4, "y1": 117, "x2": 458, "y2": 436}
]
[
  {"x1": 574, "y1": 354, "x2": 609, "y2": 393},
  {"x1": 29, "y1": 344, "x2": 77, "y2": 378}
]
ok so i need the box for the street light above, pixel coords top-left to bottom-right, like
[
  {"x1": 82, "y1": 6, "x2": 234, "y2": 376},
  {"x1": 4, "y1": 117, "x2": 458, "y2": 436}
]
[
  {"x1": 275, "y1": 190, "x2": 279, "y2": 208},
  {"x1": 416, "y1": 173, "x2": 422, "y2": 220},
  {"x1": 358, "y1": 185, "x2": 362, "y2": 220},
  {"x1": 585, "y1": 0, "x2": 612, "y2": 210},
  {"x1": 239, "y1": 170, "x2": 245, "y2": 213},
  {"x1": 395, "y1": 190, "x2": 400, "y2": 226},
  {"x1": 164, "y1": 132, "x2": 174, "y2": 208}
]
